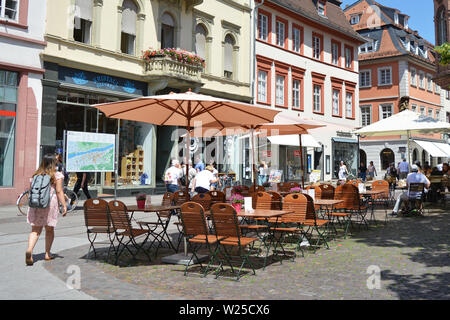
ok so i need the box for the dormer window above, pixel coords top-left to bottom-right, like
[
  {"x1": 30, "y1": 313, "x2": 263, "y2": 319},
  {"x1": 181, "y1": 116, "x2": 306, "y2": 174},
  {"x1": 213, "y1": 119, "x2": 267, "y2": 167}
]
[
  {"x1": 350, "y1": 14, "x2": 361, "y2": 25},
  {"x1": 394, "y1": 13, "x2": 399, "y2": 24},
  {"x1": 359, "y1": 40, "x2": 378, "y2": 54},
  {"x1": 404, "y1": 17, "x2": 409, "y2": 29},
  {"x1": 317, "y1": 1, "x2": 326, "y2": 16}
]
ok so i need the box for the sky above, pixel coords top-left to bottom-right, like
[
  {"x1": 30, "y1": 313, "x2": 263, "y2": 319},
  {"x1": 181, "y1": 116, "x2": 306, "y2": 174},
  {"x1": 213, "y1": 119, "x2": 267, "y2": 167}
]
[{"x1": 341, "y1": 0, "x2": 436, "y2": 45}]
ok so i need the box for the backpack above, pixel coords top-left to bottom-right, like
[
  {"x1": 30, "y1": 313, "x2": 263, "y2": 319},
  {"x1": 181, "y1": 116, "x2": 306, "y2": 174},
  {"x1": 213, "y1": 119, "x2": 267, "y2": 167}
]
[{"x1": 28, "y1": 174, "x2": 53, "y2": 209}]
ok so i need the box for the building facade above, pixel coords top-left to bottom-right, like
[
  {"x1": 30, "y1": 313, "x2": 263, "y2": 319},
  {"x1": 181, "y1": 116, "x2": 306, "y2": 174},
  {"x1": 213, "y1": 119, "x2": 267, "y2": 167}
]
[
  {"x1": 253, "y1": 0, "x2": 365, "y2": 182},
  {"x1": 41, "y1": 0, "x2": 252, "y2": 194},
  {"x1": 0, "y1": 0, "x2": 46, "y2": 205},
  {"x1": 345, "y1": 0, "x2": 448, "y2": 177},
  {"x1": 434, "y1": 0, "x2": 450, "y2": 135}
]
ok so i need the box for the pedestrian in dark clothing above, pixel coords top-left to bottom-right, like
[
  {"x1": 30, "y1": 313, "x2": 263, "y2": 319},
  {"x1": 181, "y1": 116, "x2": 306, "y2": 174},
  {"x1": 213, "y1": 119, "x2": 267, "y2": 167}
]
[
  {"x1": 358, "y1": 162, "x2": 367, "y2": 181},
  {"x1": 72, "y1": 172, "x2": 91, "y2": 203}
]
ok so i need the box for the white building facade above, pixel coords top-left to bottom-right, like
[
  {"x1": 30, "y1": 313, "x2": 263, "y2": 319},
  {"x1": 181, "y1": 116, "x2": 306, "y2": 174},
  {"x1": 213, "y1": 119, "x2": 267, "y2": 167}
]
[{"x1": 252, "y1": 0, "x2": 365, "y2": 182}]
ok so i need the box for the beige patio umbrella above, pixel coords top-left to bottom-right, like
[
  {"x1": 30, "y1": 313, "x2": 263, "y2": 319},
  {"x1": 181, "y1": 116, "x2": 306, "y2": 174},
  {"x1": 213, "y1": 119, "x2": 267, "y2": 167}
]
[
  {"x1": 93, "y1": 90, "x2": 281, "y2": 194},
  {"x1": 190, "y1": 117, "x2": 325, "y2": 188}
]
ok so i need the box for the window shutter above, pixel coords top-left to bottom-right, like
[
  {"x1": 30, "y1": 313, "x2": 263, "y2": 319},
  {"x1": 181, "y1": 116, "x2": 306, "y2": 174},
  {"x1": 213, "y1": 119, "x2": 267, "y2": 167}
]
[
  {"x1": 75, "y1": 0, "x2": 93, "y2": 21},
  {"x1": 195, "y1": 25, "x2": 207, "y2": 59},
  {"x1": 122, "y1": 0, "x2": 138, "y2": 35},
  {"x1": 224, "y1": 35, "x2": 234, "y2": 72}
]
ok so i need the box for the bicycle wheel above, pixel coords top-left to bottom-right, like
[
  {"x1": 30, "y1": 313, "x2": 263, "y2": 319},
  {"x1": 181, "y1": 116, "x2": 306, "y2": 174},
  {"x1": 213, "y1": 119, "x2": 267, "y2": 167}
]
[
  {"x1": 64, "y1": 189, "x2": 78, "y2": 212},
  {"x1": 17, "y1": 192, "x2": 29, "y2": 216}
]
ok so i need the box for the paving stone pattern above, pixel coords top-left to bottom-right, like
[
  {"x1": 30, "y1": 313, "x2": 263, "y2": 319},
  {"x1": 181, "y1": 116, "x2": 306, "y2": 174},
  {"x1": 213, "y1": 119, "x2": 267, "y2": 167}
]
[{"x1": 43, "y1": 206, "x2": 450, "y2": 300}]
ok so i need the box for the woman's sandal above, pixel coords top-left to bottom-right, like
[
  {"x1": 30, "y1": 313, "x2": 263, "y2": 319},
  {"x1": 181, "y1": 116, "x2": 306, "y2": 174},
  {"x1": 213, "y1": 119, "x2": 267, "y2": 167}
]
[{"x1": 25, "y1": 252, "x2": 33, "y2": 266}]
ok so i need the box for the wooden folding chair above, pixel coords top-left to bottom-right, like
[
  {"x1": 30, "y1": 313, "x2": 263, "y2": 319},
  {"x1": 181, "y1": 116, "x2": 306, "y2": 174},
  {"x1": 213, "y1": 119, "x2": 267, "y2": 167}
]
[
  {"x1": 179, "y1": 202, "x2": 224, "y2": 277},
  {"x1": 192, "y1": 193, "x2": 212, "y2": 211},
  {"x1": 107, "y1": 200, "x2": 152, "y2": 265},
  {"x1": 83, "y1": 199, "x2": 115, "y2": 260},
  {"x1": 239, "y1": 192, "x2": 269, "y2": 249},
  {"x1": 210, "y1": 203, "x2": 258, "y2": 281},
  {"x1": 207, "y1": 190, "x2": 226, "y2": 204},
  {"x1": 402, "y1": 183, "x2": 426, "y2": 216},
  {"x1": 271, "y1": 193, "x2": 310, "y2": 258},
  {"x1": 277, "y1": 182, "x2": 291, "y2": 193},
  {"x1": 371, "y1": 180, "x2": 390, "y2": 223},
  {"x1": 302, "y1": 194, "x2": 330, "y2": 252},
  {"x1": 173, "y1": 190, "x2": 190, "y2": 205},
  {"x1": 249, "y1": 185, "x2": 265, "y2": 193},
  {"x1": 267, "y1": 191, "x2": 282, "y2": 210},
  {"x1": 318, "y1": 184, "x2": 335, "y2": 199}
]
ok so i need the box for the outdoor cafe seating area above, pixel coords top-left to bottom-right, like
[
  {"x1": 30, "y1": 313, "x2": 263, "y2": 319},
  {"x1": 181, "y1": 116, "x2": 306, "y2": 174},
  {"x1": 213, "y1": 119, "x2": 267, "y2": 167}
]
[{"x1": 80, "y1": 176, "x2": 448, "y2": 281}]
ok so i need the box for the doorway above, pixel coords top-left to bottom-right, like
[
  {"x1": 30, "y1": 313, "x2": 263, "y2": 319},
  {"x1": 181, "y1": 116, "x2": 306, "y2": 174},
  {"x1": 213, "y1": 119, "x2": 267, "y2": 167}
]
[{"x1": 380, "y1": 148, "x2": 394, "y2": 170}]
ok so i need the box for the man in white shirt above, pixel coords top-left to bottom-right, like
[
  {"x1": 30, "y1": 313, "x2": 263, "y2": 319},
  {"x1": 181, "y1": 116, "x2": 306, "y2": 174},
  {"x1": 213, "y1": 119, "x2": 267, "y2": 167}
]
[
  {"x1": 398, "y1": 159, "x2": 410, "y2": 180},
  {"x1": 164, "y1": 159, "x2": 183, "y2": 193},
  {"x1": 392, "y1": 164, "x2": 430, "y2": 215},
  {"x1": 191, "y1": 165, "x2": 218, "y2": 194}
]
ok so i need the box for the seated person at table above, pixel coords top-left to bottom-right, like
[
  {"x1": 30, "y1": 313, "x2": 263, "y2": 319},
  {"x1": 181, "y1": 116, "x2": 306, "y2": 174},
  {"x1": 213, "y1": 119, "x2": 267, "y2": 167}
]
[
  {"x1": 391, "y1": 165, "x2": 430, "y2": 216},
  {"x1": 191, "y1": 165, "x2": 218, "y2": 194}
]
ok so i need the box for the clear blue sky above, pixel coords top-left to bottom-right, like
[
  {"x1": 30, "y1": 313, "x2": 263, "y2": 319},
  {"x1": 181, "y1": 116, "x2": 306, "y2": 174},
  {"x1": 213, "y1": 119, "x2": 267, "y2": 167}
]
[{"x1": 341, "y1": 0, "x2": 435, "y2": 45}]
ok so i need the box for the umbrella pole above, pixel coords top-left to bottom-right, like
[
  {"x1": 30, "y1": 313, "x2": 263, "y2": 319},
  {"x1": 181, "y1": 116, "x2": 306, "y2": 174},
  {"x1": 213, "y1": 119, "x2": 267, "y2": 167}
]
[
  {"x1": 299, "y1": 134, "x2": 305, "y2": 189},
  {"x1": 251, "y1": 128, "x2": 256, "y2": 186},
  {"x1": 407, "y1": 130, "x2": 411, "y2": 166},
  {"x1": 186, "y1": 119, "x2": 191, "y2": 196}
]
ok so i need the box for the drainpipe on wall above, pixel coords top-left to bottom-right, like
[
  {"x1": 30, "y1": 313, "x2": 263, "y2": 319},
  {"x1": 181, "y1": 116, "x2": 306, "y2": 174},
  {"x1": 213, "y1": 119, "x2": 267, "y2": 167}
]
[{"x1": 251, "y1": 0, "x2": 264, "y2": 104}]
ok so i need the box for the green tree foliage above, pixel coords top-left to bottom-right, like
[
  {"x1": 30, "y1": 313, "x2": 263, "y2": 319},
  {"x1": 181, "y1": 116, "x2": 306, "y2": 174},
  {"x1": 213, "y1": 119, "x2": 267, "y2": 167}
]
[{"x1": 435, "y1": 43, "x2": 450, "y2": 66}]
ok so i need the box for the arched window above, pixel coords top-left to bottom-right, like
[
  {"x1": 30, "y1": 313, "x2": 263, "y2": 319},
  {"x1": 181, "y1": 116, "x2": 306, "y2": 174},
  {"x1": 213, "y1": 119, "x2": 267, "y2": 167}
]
[
  {"x1": 161, "y1": 13, "x2": 175, "y2": 49},
  {"x1": 437, "y1": 6, "x2": 447, "y2": 46},
  {"x1": 380, "y1": 148, "x2": 394, "y2": 170},
  {"x1": 412, "y1": 148, "x2": 418, "y2": 163},
  {"x1": 74, "y1": 0, "x2": 93, "y2": 44},
  {"x1": 121, "y1": 0, "x2": 138, "y2": 55},
  {"x1": 224, "y1": 34, "x2": 235, "y2": 79},
  {"x1": 195, "y1": 24, "x2": 207, "y2": 60},
  {"x1": 421, "y1": 150, "x2": 427, "y2": 167}
]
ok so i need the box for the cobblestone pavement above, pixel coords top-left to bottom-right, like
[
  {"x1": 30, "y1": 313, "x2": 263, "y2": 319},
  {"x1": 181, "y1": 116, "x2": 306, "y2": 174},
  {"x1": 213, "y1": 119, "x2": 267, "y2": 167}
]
[{"x1": 43, "y1": 205, "x2": 450, "y2": 300}]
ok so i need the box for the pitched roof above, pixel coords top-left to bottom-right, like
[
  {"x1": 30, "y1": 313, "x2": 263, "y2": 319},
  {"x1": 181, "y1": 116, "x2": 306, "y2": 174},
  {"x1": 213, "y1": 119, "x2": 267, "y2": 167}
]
[{"x1": 269, "y1": 0, "x2": 366, "y2": 44}]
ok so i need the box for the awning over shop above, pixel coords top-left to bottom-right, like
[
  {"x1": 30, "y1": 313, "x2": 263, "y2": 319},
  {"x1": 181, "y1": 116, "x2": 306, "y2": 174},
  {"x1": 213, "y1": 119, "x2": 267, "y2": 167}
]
[
  {"x1": 332, "y1": 137, "x2": 358, "y2": 144},
  {"x1": 268, "y1": 134, "x2": 321, "y2": 148},
  {"x1": 413, "y1": 140, "x2": 450, "y2": 157},
  {"x1": 434, "y1": 142, "x2": 450, "y2": 157}
]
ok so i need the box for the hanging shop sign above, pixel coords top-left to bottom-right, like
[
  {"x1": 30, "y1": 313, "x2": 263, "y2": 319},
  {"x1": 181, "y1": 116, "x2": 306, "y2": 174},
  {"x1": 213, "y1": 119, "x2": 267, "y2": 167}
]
[{"x1": 58, "y1": 66, "x2": 148, "y2": 96}]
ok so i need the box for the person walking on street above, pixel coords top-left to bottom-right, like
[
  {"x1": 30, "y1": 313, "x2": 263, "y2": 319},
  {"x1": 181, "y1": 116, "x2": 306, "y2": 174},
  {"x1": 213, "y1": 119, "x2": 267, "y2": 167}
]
[
  {"x1": 26, "y1": 154, "x2": 67, "y2": 266},
  {"x1": 338, "y1": 161, "x2": 349, "y2": 181},
  {"x1": 258, "y1": 160, "x2": 269, "y2": 186},
  {"x1": 164, "y1": 159, "x2": 183, "y2": 193},
  {"x1": 72, "y1": 172, "x2": 92, "y2": 203},
  {"x1": 358, "y1": 162, "x2": 367, "y2": 181},
  {"x1": 367, "y1": 161, "x2": 377, "y2": 179},
  {"x1": 398, "y1": 158, "x2": 410, "y2": 180}
]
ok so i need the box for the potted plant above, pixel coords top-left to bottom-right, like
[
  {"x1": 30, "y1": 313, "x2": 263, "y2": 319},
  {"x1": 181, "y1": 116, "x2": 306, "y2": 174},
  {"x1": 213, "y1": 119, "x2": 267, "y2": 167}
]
[
  {"x1": 230, "y1": 194, "x2": 244, "y2": 213},
  {"x1": 290, "y1": 187, "x2": 303, "y2": 194},
  {"x1": 136, "y1": 193, "x2": 147, "y2": 209}
]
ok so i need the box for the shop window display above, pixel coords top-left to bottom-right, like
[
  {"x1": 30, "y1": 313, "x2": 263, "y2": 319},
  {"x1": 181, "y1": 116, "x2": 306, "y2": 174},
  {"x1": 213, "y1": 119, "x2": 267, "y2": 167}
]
[
  {"x1": 0, "y1": 70, "x2": 17, "y2": 187},
  {"x1": 56, "y1": 90, "x2": 153, "y2": 188}
]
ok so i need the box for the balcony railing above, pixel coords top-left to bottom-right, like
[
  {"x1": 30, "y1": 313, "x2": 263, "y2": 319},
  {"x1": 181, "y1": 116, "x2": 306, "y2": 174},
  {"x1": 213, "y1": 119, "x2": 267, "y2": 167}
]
[{"x1": 144, "y1": 55, "x2": 203, "y2": 83}]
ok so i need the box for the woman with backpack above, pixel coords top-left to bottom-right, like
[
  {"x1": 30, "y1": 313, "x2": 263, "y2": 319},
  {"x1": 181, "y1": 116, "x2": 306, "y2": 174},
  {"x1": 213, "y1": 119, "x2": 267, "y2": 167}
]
[{"x1": 25, "y1": 154, "x2": 67, "y2": 266}]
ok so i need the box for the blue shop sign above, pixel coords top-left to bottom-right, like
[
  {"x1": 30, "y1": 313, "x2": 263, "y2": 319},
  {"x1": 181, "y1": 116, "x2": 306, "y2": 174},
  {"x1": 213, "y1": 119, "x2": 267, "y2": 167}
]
[{"x1": 59, "y1": 66, "x2": 147, "y2": 96}]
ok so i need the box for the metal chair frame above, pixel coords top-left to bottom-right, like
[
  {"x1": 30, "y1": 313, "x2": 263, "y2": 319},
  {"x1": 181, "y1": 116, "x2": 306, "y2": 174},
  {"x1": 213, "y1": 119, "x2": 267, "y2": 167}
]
[
  {"x1": 179, "y1": 202, "x2": 224, "y2": 277},
  {"x1": 83, "y1": 198, "x2": 116, "y2": 261},
  {"x1": 107, "y1": 200, "x2": 152, "y2": 265},
  {"x1": 210, "y1": 203, "x2": 258, "y2": 281}
]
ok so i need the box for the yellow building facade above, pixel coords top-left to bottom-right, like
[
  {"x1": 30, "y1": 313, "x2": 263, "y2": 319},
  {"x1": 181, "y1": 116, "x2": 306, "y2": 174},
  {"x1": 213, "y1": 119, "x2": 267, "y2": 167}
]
[{"x1": 41, "y1": 0, "x2": 252, "y2": 194}]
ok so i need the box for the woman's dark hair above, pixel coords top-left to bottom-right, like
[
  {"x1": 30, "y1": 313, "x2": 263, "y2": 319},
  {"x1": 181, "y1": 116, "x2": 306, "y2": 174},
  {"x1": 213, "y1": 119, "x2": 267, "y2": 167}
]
[{"x1": 33, "y1": 154, "x2": 57, "y2": 183}]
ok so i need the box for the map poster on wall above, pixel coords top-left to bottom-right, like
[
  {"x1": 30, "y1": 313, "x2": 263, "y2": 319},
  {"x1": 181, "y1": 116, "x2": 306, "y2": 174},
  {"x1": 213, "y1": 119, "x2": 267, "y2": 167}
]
[{"x1": 65, "y1": 131, "x2": 116, "y2": 172}]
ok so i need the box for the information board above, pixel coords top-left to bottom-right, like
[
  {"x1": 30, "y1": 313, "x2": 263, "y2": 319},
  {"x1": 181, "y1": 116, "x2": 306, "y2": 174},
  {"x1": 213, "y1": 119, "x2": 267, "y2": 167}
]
[{"x1": 65, "y1": 131, "x2": 116, "y2": 172}]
